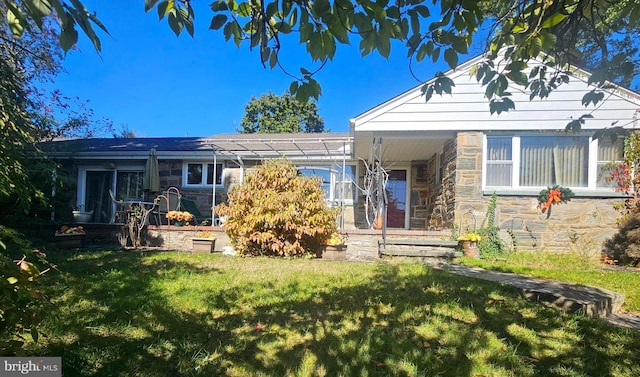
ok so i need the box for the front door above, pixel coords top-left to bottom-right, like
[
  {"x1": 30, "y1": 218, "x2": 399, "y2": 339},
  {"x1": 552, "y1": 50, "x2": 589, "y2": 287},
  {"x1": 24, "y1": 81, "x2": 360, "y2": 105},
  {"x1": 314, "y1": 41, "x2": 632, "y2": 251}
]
[{"x1": 386, "y1": 169, "x2": 407, "y2": 228}]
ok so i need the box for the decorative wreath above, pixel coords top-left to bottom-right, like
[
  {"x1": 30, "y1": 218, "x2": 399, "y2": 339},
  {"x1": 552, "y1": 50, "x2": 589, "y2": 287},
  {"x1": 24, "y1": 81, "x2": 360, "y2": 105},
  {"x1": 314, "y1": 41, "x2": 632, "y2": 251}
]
[{"x1": 538, "y1": 185, "x2": 575, "y2": 213}]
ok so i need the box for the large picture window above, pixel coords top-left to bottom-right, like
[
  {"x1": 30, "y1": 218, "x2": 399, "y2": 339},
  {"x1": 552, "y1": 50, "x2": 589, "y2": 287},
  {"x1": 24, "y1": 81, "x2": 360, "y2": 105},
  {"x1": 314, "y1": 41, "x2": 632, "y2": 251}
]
[
  {"x1": 485, "y1": 134, "x2": 623, "y2": 191},
  {"x1": 297, "y1": 164, "x2": 358, "y2": 204},
  {"x1": 183, "y1": 163, "x2": 223, "y2": 187}
]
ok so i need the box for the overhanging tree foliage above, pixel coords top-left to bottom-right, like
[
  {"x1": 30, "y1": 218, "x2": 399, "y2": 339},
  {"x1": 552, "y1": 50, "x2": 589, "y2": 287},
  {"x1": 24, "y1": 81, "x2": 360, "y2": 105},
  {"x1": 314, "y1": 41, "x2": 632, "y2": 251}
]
[
  {"x1": 1, "y1": 3, "x2": 113, "y2": 218},
  {"x1": 240, "y1": 92, "x2": 324, "y2": 133},
  {"x1": 6, "y1": 0, "x2": 640, "y2": 128}
]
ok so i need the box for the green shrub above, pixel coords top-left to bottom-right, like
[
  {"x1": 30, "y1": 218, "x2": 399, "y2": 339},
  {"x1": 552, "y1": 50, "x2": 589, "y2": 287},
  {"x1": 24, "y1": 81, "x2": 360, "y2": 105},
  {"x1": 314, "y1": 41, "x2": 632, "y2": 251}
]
[
  {"x1": 216, "y1": 159, "x2": 339, "y2": 257},
  {"x1": 1, "y1": 226, "x2": 50, "y2": 355},
  {"x1": 477, "y1": 193, "x2": 511, "y2": 258},
  {"x1": 602, "y1": 213, "x2": 640, "y2": 265}
]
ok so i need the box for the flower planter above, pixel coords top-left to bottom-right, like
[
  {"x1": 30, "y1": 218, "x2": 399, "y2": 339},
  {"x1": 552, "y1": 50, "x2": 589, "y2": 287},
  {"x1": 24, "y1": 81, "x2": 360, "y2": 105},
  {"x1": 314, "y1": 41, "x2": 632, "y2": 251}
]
[
  {"x1": 72, "y1": 210, "x2": 93, "y2": 223},
  {"x1": 55, "y1": 233, "x2": 86, "y2": 249},
  {"x1": 459, "y1": 240, "x2": 479, "y2": 258},
  {"x1": 192, "y1": 238, "x2": 216, "y2": 254},
  {"x1": 322, "y1": 244, "x2": 347, "y2": 260}
]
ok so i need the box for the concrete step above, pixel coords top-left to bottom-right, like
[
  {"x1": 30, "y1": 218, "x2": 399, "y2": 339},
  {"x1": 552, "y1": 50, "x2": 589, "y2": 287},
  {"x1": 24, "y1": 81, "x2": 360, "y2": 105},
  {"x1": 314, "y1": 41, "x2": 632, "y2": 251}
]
[
  {"x1": 431, "y1": 263, "x2": 625, "y2": 318},
  {"x1": 378, "y1": 239, "x2": 459, "y2": 248},
  {"x1": 381, "y1": 249, "x2": 462, "y2": 258}
]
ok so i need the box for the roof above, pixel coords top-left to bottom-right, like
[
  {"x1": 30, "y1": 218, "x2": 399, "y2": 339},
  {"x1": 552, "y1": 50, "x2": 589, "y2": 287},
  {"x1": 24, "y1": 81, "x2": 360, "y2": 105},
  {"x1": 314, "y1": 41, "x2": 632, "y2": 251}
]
[{"x1": 40, "y1": 132, "x2": 353, "y2": 160}]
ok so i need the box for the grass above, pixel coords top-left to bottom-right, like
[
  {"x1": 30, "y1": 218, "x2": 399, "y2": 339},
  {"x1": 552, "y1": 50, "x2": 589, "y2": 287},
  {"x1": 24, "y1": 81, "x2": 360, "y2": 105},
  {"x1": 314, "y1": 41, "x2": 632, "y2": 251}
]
[
  {"x1": 459, "y1": 251, "x2": 640, "y2": 313},
  {"x1": 25, "y1": 250, "x2": 640, "y2": 376}
]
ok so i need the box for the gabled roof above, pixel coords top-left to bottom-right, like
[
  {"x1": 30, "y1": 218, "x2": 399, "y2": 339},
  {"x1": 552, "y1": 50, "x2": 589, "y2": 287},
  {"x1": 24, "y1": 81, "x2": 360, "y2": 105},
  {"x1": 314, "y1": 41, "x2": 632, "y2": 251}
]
[
  {"x1": 350, "y1": 53, "x2": 640, "y2": 132},
  {"x1": 41, "y1": 133, "x2": 353, "y2": 160}
]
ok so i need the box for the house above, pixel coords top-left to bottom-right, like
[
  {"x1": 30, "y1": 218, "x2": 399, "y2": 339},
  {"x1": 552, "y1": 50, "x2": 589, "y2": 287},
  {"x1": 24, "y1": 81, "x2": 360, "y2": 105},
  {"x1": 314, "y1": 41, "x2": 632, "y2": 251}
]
[
  {"x1": 349, "y1": 54, "x2": 640, "y2": 251},
  {"x1": 41, "y1": 133, "x2": 356, "y2": 226},
  {"x1": 42, "y1": 53, "x2": 640, "y2": 252}
]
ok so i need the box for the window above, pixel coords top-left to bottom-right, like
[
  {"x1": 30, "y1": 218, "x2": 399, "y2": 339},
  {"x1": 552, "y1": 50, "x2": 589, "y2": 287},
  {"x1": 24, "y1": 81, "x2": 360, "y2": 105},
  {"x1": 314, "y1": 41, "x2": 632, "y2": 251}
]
[
  {"x1": 298, "y1": 164, "x2": 358, "y2": 204},
  {"x1": 597, "y1": 138, "x2": 624, "y2": 188},
  {"x1": 486, "y1": 137, "x2": 512, "y2": 187},
  {"x1": 520, "y1": 136, "x2": 589, "y2": 187},
  {"x1": 183, "y1": 163, "x2": 223, "y2": 187},
  {"x1": 116, "y1": 171, "x2": 144, "y2": 200},
  {"x1": 485, "y1": 134, "x2": 623, "y2": 191}
]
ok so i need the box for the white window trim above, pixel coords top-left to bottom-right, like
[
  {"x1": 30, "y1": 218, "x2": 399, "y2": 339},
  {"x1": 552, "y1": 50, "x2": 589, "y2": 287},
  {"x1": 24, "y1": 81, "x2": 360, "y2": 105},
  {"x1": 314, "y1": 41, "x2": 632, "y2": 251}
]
[
  {"x1": 482, "y1": 133, "x2": 621, "y2": 196},
  {"x1": 182, "y1": 161, "x2": 225, "y2": 188},
  {"x1": 77, "y1": 164, "x2": 144, "y2": 214}
]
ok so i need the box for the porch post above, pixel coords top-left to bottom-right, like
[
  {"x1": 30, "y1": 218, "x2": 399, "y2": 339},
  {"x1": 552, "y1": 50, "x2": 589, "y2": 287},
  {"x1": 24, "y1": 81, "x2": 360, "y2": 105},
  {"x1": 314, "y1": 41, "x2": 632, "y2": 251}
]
[{"x1": 211, "y1": 148, "x2": 217, "y2": 226}]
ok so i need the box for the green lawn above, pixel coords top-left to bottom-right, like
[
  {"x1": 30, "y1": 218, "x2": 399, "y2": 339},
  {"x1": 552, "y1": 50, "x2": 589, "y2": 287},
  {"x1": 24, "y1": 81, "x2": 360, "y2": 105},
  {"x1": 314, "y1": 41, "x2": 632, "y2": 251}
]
[
  {"x1": 459, "y1": 251, "x2": 640, "y2": 313},
  {"x1": 28, "y1": 251, "x2": 640, "y2": 376}
]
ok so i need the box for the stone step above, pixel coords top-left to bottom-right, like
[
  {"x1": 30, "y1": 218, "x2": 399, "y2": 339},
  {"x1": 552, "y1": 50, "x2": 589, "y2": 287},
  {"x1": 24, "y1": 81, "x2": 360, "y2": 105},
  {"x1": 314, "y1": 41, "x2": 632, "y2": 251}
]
[
  {"x1": 378, "y1": 239, "x2": 459, "y2": 248},
  {"x1": 380, "y1": 249, "x2": 462, "y2": 258},
  {"x1": 432, "y1": 263, "x2": 625, "y2": 318}
]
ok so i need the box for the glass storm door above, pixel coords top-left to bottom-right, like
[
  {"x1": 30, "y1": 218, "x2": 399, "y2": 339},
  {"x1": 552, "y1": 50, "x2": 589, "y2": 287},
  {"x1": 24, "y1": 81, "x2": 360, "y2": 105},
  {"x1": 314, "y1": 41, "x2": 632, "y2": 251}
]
[
  {"x1": 85, "y1": 171, "x2": 114, "y2": 223},
  {"x1": 386, "y1": 170, "x2": 407, "y2": 228}
]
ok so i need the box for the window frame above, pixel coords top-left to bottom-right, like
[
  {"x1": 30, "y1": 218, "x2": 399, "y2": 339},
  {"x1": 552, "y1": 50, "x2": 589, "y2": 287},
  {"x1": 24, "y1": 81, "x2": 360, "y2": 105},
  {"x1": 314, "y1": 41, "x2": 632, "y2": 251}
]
[
  {"x1": 482, "y1": 133, "x2": 624, "y2": 195},
  {"x1": 296, "y1": 162, "x2": 359, "y2": 205},
  {"x1": 182, "y1": 162, "x2": 225, "y2": 188}
]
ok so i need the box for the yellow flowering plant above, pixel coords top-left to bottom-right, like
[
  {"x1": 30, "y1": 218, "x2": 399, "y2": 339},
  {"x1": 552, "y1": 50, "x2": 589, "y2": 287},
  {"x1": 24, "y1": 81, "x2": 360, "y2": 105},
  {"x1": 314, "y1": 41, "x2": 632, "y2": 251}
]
[
  {"x1": 195, "y1": 231, "x2": 216, "y2": 239},
  {"x1": 325, "y1": 232, "x2": 346, "y2": 246},
  {"x1": 457, "y1": 232, "x2": 481, "y2": 242},
  {"x1": 166, "y1": 211, "x2": 194, "y2": 223}
]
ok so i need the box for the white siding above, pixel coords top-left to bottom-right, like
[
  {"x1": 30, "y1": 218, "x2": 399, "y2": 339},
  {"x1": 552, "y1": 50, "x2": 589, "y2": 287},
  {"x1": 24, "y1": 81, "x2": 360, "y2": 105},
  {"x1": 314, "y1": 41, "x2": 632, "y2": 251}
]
[{"x1": 351, "y1": 57, "x2": 640, "y2": 132}]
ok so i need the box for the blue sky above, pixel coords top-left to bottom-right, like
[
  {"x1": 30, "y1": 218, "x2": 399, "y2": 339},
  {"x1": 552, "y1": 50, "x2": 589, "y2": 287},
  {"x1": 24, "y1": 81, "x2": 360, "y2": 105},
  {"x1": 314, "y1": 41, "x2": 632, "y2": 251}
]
[{"x1": 52, "y1": 1, "x2": 481, "y2": 138}]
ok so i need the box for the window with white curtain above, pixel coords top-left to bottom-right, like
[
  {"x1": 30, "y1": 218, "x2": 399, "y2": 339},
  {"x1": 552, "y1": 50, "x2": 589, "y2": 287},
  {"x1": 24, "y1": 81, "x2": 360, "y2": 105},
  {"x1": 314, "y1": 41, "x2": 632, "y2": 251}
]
[
  {"x1": 486, "y1": 137, "x2": 512, "y2": 187},
  {"x1": 520, "y1": 136, "x2": 589, "y2": 187},
  {"x1": 485, "y1": 135, "x2": 623, "y2": 191},
  {"x1": 597, "y1": 138, "x2": 625, "y2": 188}
]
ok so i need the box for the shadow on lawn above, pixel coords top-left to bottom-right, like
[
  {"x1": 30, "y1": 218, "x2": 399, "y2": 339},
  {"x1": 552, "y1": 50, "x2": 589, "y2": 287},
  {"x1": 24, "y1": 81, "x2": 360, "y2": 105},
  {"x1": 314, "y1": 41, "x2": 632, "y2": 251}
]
[{"x1": 34, "y1": 253, "x2": 640, "y2": 377}]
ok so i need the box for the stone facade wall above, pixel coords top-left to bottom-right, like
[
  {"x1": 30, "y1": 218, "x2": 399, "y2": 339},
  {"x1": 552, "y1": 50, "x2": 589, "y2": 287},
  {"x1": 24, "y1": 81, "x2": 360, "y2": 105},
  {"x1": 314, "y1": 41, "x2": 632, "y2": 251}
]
[
  {"x1": 453, "y1": 131, "x2": 622, "y2": 253},
  {"x1": 429, "y1": 139, "x2": 457, "y2": 229}
]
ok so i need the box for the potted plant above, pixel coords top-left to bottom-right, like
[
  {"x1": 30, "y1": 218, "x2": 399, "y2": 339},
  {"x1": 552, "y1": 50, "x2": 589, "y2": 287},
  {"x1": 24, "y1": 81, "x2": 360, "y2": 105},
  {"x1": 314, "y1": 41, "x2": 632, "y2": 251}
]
[
  {"x1": 72, "y1": 205, "x2": 93, "y2": 223},
  {"x1": 55, "y1": 225, "x2": 86, "y2": 249},
  {"x1": 166, "y1": 211, "x2": 194, "y2": 226},
  {"x1": 191, "y1": 230, "x2": 216, "y2": 254},
  {"x1": 457, "y1": 232, "x2": 481, "y2": 258},
  {"x1": 321, "y1": 232, "x2": 348, "y2": 260}
]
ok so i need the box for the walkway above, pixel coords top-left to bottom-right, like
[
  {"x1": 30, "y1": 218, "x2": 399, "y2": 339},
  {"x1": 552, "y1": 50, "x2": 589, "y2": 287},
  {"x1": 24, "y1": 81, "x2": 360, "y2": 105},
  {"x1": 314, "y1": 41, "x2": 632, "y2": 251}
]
[{"x1": 428, "y1": 262, "x2": 640, "y2": 331}]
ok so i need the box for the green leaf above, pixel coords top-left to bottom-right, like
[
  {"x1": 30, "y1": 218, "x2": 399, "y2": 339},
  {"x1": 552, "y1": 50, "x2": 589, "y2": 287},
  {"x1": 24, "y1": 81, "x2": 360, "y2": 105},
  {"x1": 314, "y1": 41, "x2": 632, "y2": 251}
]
[
  {"x1": 7, "y1": 277, "x2": 18, "y2": 285},
  {"x1": 377, "y1": 33, "x2": 391, "y2": 58},
  {"x1": 6, "y1": 6, "x2": 26, "y2": 38},
  {"x1": 145, "y1": 0, "x2": 160, "y2": 12},
  {"x1": 238, "y1": 2, "x2": 251, "y2": 17},
  {"x1": 269, "y1": 50, "x2": 278, "y2": 68},
  {"x1": 209, "y1": 14, "x2": 227, "y2": 30},
  {"x1": 422, "y1": 84, "x2": 435, "y2": 102},
  {"x1": 444, "y1": 48, "x2": 458, "y2": 69},
  {"x1": 414, "y1": 5, "x2": 430, "y2": 17},
  {"x1": 541, "y1": 12, "x2": 567, "y2": 29},
  {"x1": 289, "y1": 80, "x2": 299, "y2": 95},
  {"x1": 157, "y1": 1, "x2": 169, "y2": 20},
  {"x1": 31, "y1": 327, "x2": 39, "y2": 343},
  {"x1": 59, "y1": 19, "x2": 78, "y2": 51}
]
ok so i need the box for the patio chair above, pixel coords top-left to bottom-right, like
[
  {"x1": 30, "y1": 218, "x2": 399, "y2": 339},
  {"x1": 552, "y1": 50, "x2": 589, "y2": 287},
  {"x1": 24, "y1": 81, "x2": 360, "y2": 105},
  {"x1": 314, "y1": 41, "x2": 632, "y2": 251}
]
[
  {"x1": 154, "y1": 187, "x2": 181, "y2": 225},
  {"x1": 108, "y1": 189, "x2": 127, "y2": 223},
  {"x1": 178, "y1": 196, "x2": 203, "y2": 224}
]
